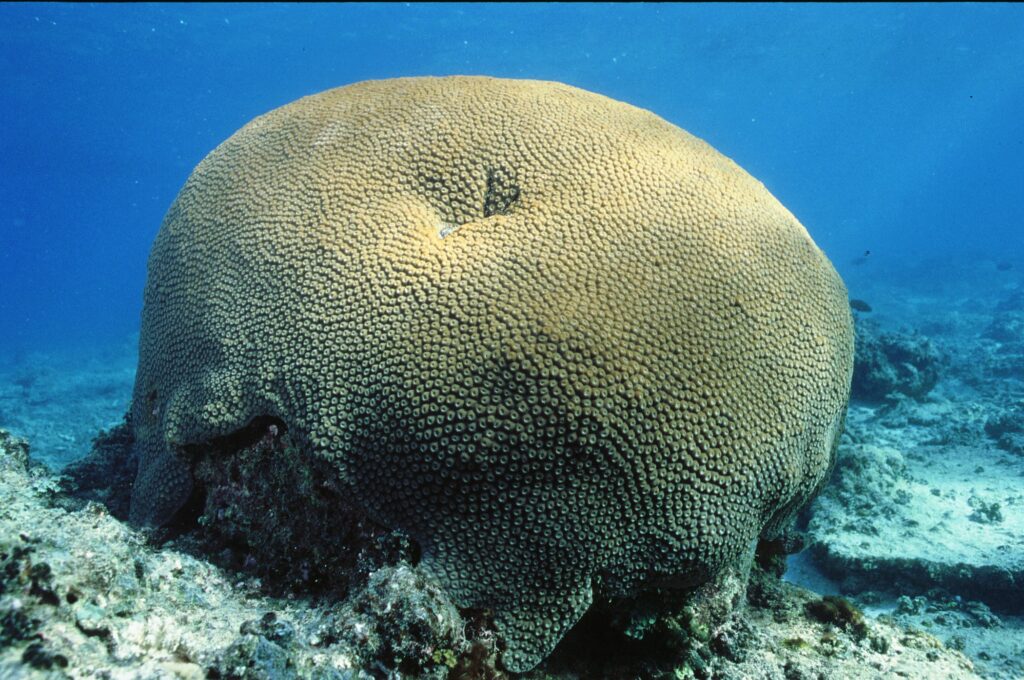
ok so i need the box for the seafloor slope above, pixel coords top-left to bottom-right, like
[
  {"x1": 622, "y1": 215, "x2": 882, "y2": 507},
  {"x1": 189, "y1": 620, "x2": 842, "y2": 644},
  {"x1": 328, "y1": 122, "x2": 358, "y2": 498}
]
[{"x1": 799, "y1": 256, "x2": 1024, "y2": 680}]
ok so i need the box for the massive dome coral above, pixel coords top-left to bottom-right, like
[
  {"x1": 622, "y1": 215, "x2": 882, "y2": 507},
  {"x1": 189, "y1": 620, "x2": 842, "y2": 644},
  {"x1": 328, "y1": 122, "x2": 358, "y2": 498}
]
[{"x1": 129, "y1": 76, "x2": 854, "y2": 672}]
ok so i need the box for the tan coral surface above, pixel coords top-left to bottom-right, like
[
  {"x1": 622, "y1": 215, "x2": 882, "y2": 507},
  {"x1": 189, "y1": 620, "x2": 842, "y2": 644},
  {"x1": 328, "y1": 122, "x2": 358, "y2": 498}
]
[{"x1": 129, "y1": 76, "x2": 854, "y2": 671}]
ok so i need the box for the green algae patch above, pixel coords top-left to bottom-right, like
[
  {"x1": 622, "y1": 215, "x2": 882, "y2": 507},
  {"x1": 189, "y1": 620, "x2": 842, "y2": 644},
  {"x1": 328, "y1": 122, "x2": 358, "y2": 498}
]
[{"x1": 805, "y1": 595, "x2": 868, "y2": 641}]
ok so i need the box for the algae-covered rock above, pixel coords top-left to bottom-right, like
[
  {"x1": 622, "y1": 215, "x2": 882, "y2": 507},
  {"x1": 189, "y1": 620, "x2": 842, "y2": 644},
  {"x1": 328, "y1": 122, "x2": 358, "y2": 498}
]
[
  {"x1": 984, "y1": 404, "x2": 1024, "y2": 456},
  {"x1": 59, "y1": 418, "x2": 136, "y2": 521},
  {"x1": 984, "y1": 311, "x2": 1024, "y2": 344},
  {"x1": 852, "y1": 318, "x2": 942, "y2": 402},
  {"x1": 0, "y1": 429, "x2": 29, "y2": 473},
  {"x1": 213, "y1": 632, "x2": 295, "y2": 680},
  {"x1": 339, "y1": 564, "x2": 468, "y2": 679},
  {"x1": 183, "y1": 422, "x2": 411, "y2": 600}
]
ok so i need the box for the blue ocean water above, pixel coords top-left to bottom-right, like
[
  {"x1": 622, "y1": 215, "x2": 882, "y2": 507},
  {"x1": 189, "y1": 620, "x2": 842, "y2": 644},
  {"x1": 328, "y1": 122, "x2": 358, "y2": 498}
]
[
  {"x1": 1, "y1": 6, "x2": 1024, "y2": 677},
  {"x1": 2, "y1": 3, "x2": 1023, "y2": 356}
]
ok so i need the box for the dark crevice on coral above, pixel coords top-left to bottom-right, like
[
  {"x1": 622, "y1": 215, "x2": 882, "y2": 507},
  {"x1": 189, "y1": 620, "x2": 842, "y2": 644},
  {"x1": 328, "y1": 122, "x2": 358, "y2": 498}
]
[
  {"x1": 137, "y1": 416, "x2": 291, "y2": 542},
  {"x1": 545, "y1": 610, "x2": 675, "y2": 677},
  {"x1": 185, "y1": 414, "x2": 289, "y2": 461},
  {"x1": 155, "y1": 479, "x2": 208, "y2": 541},
  {"x1": 482, "y1": 166, "x2": 520, "y2": 218}
]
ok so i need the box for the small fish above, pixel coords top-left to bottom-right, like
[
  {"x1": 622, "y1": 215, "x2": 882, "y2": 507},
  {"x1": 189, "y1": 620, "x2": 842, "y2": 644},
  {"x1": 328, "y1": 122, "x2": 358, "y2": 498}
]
[
  {"x1": 849, "y1": 299, "x2": 872, "y2": 313},
  {"x1": 996, "y1": 260, "x2": 1013, "y2": 272},
  {"x1": 851, "y1": 250, "x2": 871, "y2": 267}
]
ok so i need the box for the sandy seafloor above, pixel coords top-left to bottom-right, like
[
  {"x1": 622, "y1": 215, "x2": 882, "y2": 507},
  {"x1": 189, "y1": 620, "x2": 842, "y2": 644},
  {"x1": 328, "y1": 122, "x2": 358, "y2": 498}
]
[{"x1": 1, "y1": 255, "x2": 1023, "y2": 679}]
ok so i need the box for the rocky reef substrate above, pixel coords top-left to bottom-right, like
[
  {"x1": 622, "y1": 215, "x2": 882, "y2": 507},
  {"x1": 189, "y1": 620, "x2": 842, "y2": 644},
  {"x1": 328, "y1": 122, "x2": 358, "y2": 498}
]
[
  {"x1": 1, "y1": 426, "x2": 983, "y2": 679},
  {"x1": 802, "y1": 264, "x2": 1024, "y2": 680}
]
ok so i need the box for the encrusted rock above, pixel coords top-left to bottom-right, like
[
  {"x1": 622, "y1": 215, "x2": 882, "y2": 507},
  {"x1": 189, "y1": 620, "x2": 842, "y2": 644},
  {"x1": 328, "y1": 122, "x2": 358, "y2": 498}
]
[{"x1": 852, "y1": 318, "x2": 942, "y2": 402}]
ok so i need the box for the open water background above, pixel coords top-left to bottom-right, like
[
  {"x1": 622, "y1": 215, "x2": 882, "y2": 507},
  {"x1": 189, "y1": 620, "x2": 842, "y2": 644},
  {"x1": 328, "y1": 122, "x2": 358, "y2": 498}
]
[{"x1": 2, "y1": 3, "x2": 1023, "y2": 355}]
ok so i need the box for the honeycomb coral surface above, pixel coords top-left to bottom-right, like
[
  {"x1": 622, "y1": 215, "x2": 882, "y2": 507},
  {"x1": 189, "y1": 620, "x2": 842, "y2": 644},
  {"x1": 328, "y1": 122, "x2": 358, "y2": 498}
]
[{"x1": 129, "y1": 76, "x2": 855, "y2": 672}]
